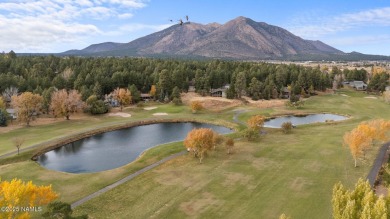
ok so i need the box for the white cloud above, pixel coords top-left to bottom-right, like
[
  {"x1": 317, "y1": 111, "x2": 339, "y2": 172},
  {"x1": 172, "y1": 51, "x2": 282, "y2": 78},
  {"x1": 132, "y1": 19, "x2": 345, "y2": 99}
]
[
  {"x1": 326, "y1": 35, "x2": 390, "y2": 46},
  {"x1": 0, "y1": 15, "x2": 100, "y2": 52},
  {"x1": 336, "y1": 7, "x2": 390, "y2": 26},
  {"x1": 76, "y1": 0, "x2": 94, "y2": 7},
  {"x1": 288, "y1": 7, "x2": 390, "y2": 38},
  {"x1": 118, "y1": 13, "x2": 133, "y2": 19},
  {"x1": 118, "y1": 23, "x2": 171, "y2": 32},
  {"x1": 0, "y1": 0, "x2": 150, "y2": 52},
  {"x1": 106, "y1": 0, "x2": 148, "y2": 8}
]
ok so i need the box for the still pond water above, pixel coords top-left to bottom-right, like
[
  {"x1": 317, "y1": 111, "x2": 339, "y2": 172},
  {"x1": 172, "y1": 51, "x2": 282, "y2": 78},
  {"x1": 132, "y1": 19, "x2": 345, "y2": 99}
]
[
  {"x1": 37, "y1": 122, "x2": 233, "y2": 173},
  {"x1": 264, "y1": 113, "x2": 348, "y2": 128}
]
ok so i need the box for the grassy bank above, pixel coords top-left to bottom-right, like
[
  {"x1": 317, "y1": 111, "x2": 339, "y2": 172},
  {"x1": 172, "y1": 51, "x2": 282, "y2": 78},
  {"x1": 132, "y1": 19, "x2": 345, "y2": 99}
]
[{"x1": 0, "y1": 89, "x2": 389, "y2": 218}]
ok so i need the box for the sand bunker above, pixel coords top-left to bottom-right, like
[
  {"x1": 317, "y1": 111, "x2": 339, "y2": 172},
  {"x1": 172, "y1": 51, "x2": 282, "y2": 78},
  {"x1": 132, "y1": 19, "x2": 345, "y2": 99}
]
[
  {"x1": 144, "y1": 107, "x2": 158, "y2": 110},
  {"x1": 364, "y1": 96, "x2": 378, "y2": 99},
  {"x1": 153, "y1": 112, "x2": 168, "y2": 116},
  {"x1": 108, "y1": 112, "x2": 131, "y2": 118}
]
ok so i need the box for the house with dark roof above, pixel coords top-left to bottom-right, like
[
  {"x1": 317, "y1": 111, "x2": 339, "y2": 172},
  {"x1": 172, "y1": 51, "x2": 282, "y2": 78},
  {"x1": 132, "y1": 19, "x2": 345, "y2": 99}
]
[{"x1": 351, "y1": 81, "x2": 367, "y2": 91}]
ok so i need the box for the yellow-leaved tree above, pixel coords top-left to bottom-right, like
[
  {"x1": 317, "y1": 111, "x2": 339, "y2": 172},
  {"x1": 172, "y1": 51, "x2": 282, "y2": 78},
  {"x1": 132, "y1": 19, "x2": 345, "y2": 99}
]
[
  {"x1": 0, "y1": 178, "x2": 58, "y2": 219},
  {"x1": 11, "y1": 92, "x2": 43, "y2": 126},
  {"x1": 247, "y1": 115, "x2": 265, "y2": 131},
  {"x1": 332, "y1": 178, "x2": 388, "y2": 219},
  {"x1": 190, "y1": 101, "x2": 204, "y2": 113},
  {"x1": 50, "y1": 89, "x2": 84, "y2": 120},
  {"x1": 149, "y1": 85, "x2": 157, "y2": 99},
  {"x1": 112, "y1": 88, "x2": 132, "y2": 111},
  {"x1": 184, "y1": 128, "x2": 215, "y2": 163},
  {"x1": 344, "y1": 119, "x2": 390, "y2": 167},
  {"x1": 244, "y1": 115, "x2": 265, "y2": 141}
]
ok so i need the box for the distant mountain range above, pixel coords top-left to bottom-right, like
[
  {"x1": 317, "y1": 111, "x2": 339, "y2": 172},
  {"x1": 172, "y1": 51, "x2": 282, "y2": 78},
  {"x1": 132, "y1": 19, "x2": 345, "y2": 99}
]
[{"x1": 60, "y1": 16, "x2": 390, "y2": 61}]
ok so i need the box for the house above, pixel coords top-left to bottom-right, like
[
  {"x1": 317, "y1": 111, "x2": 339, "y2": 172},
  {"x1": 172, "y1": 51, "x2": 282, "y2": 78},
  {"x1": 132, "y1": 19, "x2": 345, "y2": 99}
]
[
  {"x1": 352, "y1": 81, "x2": 367, "y2": 91},
  {"x1": 281, "y1": 87, "x2": 290, "y2": 99},
  {"x1": 140, "y1": 93, "x2": 152, "y2": 101},
  {"x1": 210, "y1": 84, "x2": 230, "y2": 98},
  {"x1": 210, "y1": 88, "x2": 224, "y2": 97},
  {"x1": 104, "y1": 94, "x2": 119, "y2": 107},
  {"x1": 6, "y1": 108, "x2": 17, "y2": 119},
  {"x1": 188, "y1": 86, "x2": 195, "y2": 92}
]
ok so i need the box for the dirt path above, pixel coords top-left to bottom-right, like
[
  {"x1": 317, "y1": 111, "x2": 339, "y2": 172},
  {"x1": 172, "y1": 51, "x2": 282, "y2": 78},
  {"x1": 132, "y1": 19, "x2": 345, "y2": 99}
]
[
  {"x1": 367, "y1": 141, "x2": 390, "y2": 187},
  {"x1": 71, "y1": 151, "x2": 187, "y2": 209}
]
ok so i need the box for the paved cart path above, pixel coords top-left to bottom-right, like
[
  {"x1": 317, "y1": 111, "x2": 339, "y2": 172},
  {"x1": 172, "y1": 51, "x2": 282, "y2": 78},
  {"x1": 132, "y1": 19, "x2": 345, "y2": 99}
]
[
  {"x1": 367, "y1": 141, "x2": 390, "y2": 187},
  {"x1": 232, "y1": 109, "x2": 248, "y2": 126},
  {"x1": 71, "y1": 151, "x2": 187, "y2": 209}
]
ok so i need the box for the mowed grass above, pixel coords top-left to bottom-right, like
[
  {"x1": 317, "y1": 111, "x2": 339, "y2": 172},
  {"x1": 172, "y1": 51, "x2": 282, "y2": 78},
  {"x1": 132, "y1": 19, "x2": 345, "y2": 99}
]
[
  {"x1": 73, "y1": 124, "x2": 376, "y2": 219},
  {"x1": 1, "y1": 90, "x2": 389, "y2": 218}
]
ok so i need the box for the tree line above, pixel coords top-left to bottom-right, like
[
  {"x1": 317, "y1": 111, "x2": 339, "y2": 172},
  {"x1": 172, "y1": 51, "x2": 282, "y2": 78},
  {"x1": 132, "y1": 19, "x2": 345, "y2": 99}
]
[{"x1": 0, "y1": 53, "x2": 345, "y2": 102}]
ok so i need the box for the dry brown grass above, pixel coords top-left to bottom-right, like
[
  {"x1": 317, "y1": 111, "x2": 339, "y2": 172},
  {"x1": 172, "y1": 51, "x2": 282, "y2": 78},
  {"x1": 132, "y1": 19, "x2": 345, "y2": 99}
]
[
  {"x1": 251, "y1": 157, "x2": 282, "y2": 170},
  {"x1": 179, "y1": 192, "x2": 223, "y2": 216},
  {"x1": 222, "y1": 172, "x2": 254, "y2": 188},
  {"x1": 289, "y1": 177, "x2": 313, "y2": 192},
  {"x1": 242, "y1": 96, "x2": 287, "y2": 109},
  {"x1": 181, "y1": 92, "x2": 242, "y2": 111},
  {"x1": 181, "y1": 92, "x2": 287, "y2": 111}
]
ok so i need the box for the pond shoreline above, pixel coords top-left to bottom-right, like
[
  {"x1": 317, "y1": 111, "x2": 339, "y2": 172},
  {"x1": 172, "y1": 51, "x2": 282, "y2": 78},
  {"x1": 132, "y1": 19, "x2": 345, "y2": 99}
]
[
  {"x1": 264, "y1": 112, "x2": 350, "y2": 128},
  {"x1": 31, "y1": 118, "x2": 237, "y2": 161}
]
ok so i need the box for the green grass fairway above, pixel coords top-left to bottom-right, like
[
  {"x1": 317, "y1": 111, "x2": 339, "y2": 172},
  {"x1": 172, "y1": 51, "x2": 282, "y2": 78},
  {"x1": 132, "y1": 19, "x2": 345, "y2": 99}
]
[{"x1": 1, "y1": 90, "x2": 389, "y2": 219}]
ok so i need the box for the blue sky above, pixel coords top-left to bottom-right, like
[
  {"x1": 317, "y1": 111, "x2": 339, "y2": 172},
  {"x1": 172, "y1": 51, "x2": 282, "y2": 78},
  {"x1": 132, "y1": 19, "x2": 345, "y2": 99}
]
[{"x1": 1, "y1": 0, "x2": 390, "y2": 55}]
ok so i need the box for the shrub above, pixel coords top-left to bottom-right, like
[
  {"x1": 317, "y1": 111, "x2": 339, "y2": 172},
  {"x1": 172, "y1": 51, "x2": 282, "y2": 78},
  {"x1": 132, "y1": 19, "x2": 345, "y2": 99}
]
[
  {"x1": 243, "y1": 128, "x2": 259, "y2": 141},
  {"x1": 86, "y1": 95, "x2": 109, "y2": 115},
  {"x1": 42, "y1": 201, "x2": 88, "y2": 219},
  {"x1": 172, "y1": 97, "x2": 182, "y2": 105},
  {"x1": 281, "y1": 121, "x2": 293, "y2": 134}
]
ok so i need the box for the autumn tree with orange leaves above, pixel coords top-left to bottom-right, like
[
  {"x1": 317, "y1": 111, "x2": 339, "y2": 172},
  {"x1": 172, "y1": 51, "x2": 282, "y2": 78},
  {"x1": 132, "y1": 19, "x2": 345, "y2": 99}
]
[
  {"x1": 0, "y1": 178, "x2": 58, "y2": 219},
  {"x1": 149, "y1": 85, "x2": 157, "y2": 99},
  {"x1": 247, "y1": 115, "x2": 265, "y2": 131},
  {"x1": 344, "y1": 119, "x2": 390, "y2": 167},
  {"x1": 50, "y1": 89, "x2": 84, "y2": 120},
  {"x1": 184, "y1": 128, "x2": 215, "y2": 163},
  {"x1": 190, "y1": 101, "x2": 204, "y2": 113},
  {"x1": 11, "y1": 92, "x2": 43, "y2": 126},
  {"x1": 244, "y1": 115, "x2": 265, "y2": 140},
  {"x1": 111, "y1": 88, "x2": 132, "y2": 111},
  {"x1": 225, "y1": 137, "x2": 235, "y2": 154}
]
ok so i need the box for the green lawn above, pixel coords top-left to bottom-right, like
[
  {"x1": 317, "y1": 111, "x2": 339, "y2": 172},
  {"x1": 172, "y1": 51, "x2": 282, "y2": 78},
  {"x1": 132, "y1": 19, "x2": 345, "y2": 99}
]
[{"x1": 1, "y1": 90, "x2": 389, "y2": 219}]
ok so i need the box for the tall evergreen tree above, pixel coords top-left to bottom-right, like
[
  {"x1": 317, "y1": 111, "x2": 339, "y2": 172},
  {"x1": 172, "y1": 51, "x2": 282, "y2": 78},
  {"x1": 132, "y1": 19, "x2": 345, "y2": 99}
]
[{"x1": 235, "y1": 71, "x2": 246, "y2": 98}]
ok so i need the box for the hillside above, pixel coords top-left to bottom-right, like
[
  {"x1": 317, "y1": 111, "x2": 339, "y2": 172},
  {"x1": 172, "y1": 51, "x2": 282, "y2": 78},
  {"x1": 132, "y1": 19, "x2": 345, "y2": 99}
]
[{"x1": 61, "y1": 16, "x2": 390, "y2": 61}]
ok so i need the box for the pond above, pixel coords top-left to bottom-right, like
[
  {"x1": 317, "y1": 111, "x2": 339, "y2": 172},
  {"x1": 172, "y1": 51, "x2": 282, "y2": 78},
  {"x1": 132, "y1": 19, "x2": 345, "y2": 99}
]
[
  {"x1": 263, "y1": 113, "x2": 348, "y2": 128},
  {"x1": 36, "y1": 122, "x2": 233, "y2": 173}
]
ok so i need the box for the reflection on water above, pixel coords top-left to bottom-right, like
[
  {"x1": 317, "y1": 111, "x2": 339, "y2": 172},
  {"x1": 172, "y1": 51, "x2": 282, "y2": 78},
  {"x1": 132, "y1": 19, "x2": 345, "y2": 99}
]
[
  {"x1": 264, "y1": 113, "x2": 348, "y2": 128},
  {"x1": 37, "y1": 122, "x2": 233, "y2": 173},
  {"x1": 53, "y1": 142, "x2": 84, "y2": 156}
]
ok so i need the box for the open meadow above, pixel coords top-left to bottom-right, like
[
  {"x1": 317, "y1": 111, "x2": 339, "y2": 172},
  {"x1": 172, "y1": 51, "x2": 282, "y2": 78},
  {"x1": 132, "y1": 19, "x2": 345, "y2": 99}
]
[{"x1": 1, "y1": 89, "x2": 389, "y2": 218}]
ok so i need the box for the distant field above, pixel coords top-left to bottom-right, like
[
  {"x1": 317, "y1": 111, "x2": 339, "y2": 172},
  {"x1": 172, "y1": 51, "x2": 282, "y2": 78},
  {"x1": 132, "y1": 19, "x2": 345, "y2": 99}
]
[{"x1": 0, "y1": 89, "x2": 389, "y2": 218}]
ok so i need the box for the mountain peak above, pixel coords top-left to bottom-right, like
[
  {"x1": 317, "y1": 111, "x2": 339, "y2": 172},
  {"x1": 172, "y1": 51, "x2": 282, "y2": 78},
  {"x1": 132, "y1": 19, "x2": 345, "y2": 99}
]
[
  {"x1": 63, "y1": 16, "x2": 344, "y2": 60},
  {"x1": 229, "y1": 16, "x2": 255, "y2": 24}
]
